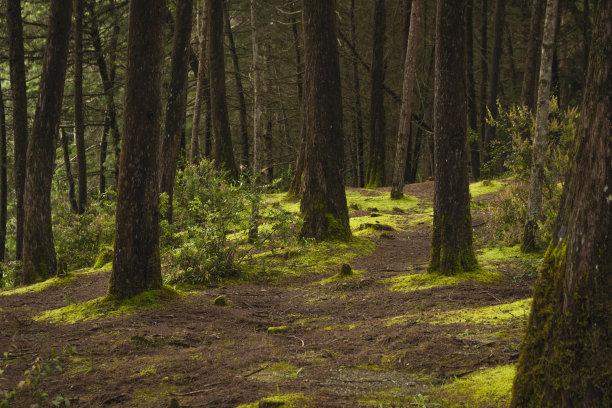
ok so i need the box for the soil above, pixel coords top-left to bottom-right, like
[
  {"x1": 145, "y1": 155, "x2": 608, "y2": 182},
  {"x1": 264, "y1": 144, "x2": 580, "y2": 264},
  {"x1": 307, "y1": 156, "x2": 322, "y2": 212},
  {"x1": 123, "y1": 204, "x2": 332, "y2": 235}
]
[{"x1": 0, "y1": 182, "x2": 535, "y2": 407}]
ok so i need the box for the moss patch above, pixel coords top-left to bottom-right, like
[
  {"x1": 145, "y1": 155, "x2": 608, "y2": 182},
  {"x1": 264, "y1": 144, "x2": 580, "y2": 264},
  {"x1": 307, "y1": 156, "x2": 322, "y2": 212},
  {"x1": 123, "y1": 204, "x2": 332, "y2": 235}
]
[
  {"x1": 0, "y1": 266, "x2": 106, "y2": 297},
  {"x1": 383, "y1": 268, "x2": 504, "y2": 293},
  {"x1": 133, "y1": 382, "x2": 180, "y2": 406},
  {"x1": 317, "y1": 268, "x2": 362, "y2": 285},
  {"x1": 345, "y1": 190, "x2": 420, "y2": 214},
  {"x1": 237, "y1": 393, "x2": 310, "y2": 408},
  {"x1": 436, "y1": 364, "x2": 516, "y2": 407},
  {"x1": 33, "y1": 286, "x2": 180, "y2": 324},
  {"x1": 247, "y1": 362, "x2": 302, "y2": 383},
  {"x1": 469, "y1": 180, "x2": 508, "y2": 197},
  {"x1": 429, "y1": 298, "x2": 531, "y2": 325},
  {"x1": 478, "y1": 245, "x2": 543, "y2": 268},
  {"x1": 268, "y1": 326, "x2": 291, "y2": 334}
]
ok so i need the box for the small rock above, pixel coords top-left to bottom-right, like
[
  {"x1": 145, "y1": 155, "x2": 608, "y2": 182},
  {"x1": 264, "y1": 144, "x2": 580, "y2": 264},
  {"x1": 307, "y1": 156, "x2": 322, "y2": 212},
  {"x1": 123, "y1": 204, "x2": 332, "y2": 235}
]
[
  {"x1": 212, "y1": 295, "x2": 229, "y2": 306},
  {"x1": 168, "y1": 398, "x2": 180, "y2": 408},
  {"x1": 340, "y1": 263, "x2": 353, "y2": 277}
]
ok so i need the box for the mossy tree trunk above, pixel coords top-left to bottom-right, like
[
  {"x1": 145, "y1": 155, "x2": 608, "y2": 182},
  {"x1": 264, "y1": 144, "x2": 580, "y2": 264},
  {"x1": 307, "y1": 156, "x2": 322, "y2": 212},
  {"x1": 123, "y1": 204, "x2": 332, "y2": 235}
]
[
  {"x1": 108, "y1": 0, "x2": 166, "y2": 300},
  {"x1": 428, "y1": 0, "x2": 478, "y2": 276},
  {"x1": 22, "y1": 0, "x2": 73, "y2": 284},
  {"x1": 365, "y1": 0, "x2": 386, "y2": 188},
  {"x1": 299, "y1": 0, "x2": 350, "y2": 240},
  {"x1": 511, "y1": 1, "x2": 611, "y2": 404}
]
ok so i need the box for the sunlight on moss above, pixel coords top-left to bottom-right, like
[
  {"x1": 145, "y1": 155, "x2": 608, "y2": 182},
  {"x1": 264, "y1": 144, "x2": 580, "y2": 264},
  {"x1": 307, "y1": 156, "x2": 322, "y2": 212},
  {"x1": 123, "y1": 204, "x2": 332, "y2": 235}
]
[
  {"x1": 317, "y1": 269, "x2": 362, "y2": 285},
  {"x1": 0, "y1": 267, "x2": 107, "y2": 297},
  {"x1": 469, "y1": 180, "x2": 508, "y2": 197},
  {"x1": 383, "y1": 268, "x2": 504, "y2": 293},
  {"x1": 350, "y1": 213, "x2": 408, "y2": 235},
  {"x1": 266, "y1": 193, "x2": 301, "y2": 213},
  {"x1": 133, "y1": 382, "x2": 180, "y2": 406},
  {"x1": 237, "y1": 393, "x2": 311, "y2": 408},
  {"x1": 33, "y1": 286, "x2": 181, "y2": 324},
  {"x1": 478, "y1": 245, "x2": 543, "y2": 267},
  {"x1": 429, "y1": 298, "x2": 532, "y2": 325},
  {"x1": 346, "y1": 189, "x2": 421, "y2": 214},
  {"x1": 436, "y1": 364, "x2": 516, "y2": 407},
  {"x1": 247, "y1": 362, "x2": 302, "y2": 383}
]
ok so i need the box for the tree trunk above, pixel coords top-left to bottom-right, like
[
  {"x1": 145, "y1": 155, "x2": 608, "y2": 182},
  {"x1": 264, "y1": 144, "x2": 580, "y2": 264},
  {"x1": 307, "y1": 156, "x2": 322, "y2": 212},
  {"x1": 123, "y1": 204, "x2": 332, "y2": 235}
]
[
  {"x1": 482, "y1": 0, "x2": 505, "y2": 172},
  {"x1": 520, "y1": 0, "x2": 545, "y2": 111},
  {"x1": 521, "y1": 0, "x2": 559, "y2": 252},
  {"x1": 108, "y1": 0, "x2": 166, "y2": 299},
  {"x1": 429, "y1": 0, "x2": 478, "y2": 275},
  {"x1": 159, "y1": 0, "x2": 193, "y2": 223},
  {"x1": 300, "y1": 0, "x2": 350, "y2": 240},
  {"x1": 74, "y1": 0, "x2": 87, "y2": 214},
  {"x1": 224, "y1": 1, "x2": 249, "y2": 169},
  {"x1": 99, "y1": 108, "x2": 109, "y2": 197},
  {"x1": 207, "y1": 0, "x2": 238, "y2": 179},
  {"x1": 61, "y1": 128, "x2": 78, "y2": 214},
  {"x1": 467, "y1": 0, "x2": 480, "y2": 180},
  {"x1": 22, "y1": 0, "x2": 73, "y2": 283},
  {"x1": 479, "y1": 0, "x2": 488, "y2": 175},
  {"x1": 251, "y1": 0, "x2": 262, "y2": 175},
  {"x1": 0, "y1": 80, "x2": 7, "y2": 262},
  {"x1": 190, "y1": 0, "x2": 209, "y2": 163},
  {"x1": 350, "y1": 0, "x2": 365, "y2": 188},
  {"x1": 391, "y1": 0, "x2": 422, "y2": 199},
  {"x1": 7, "y1": 0, "x2": 28, "y2": 261},
  {"x1": 366, "y1": 0, "x2": 387, "y2": 188},
  {"x1": 511, "y1": 1, "x2": 611, "y2": 404},
  {"x1": 401, "y1": 0, "x2": 412, "y2": 67}
]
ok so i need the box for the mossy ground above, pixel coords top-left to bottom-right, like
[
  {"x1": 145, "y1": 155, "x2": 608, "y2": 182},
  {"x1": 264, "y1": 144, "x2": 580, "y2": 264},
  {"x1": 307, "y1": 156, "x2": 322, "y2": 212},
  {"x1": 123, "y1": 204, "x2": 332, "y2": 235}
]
[
  {"x1": 237, "y1": 393, "x2": 311, "y2": 408},
  {"x1": 469, "y1": 180, "x2": 508, "y2": 198},
  {"x1": 383, "y1": 267, "x2": 504, "y2": 293},
  {"x1": 0, "y1": 266, "x2": 107, "y2": 297}
]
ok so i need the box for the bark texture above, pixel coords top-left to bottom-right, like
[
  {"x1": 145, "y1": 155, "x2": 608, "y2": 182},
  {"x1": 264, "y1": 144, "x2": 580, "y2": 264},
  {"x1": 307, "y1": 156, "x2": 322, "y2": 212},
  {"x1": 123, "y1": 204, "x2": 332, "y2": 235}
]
[
  {"x1": 428, "y1": 0, "x2": 478, "y2": 275},
  {"x1": 521, "y1": 0, "x2": 545, "y2": 111},
  {"x1": 108, "y1": 0, "x2": 166, "y2": 299},
  {"x1": 22, "y1": 0, "x2": 73, "y2": 283},
  {"x1": 61, "y1": 129, "x2": 78, "y2": 214},
  {"x1": 511, "y1": 1, "x2": 611, "y2": 404},
  {"x1": 391, "y1": 0, "x2": 422, "y2": 199},
  {"x1": 300, "y1": 0, "x2": 350, "y2": 240},
  {"x1": 0, "y1": 81, "x2": 7, "y2": 261},
  {"x1": 74, "y1": 0, "x2": 87, "y2": 214},
  {"x1": 190, "y1": 1, "x2": 209, "y2": 163},
  {"x1": 522, "y1": 0, "x2": 559, "y2": 252},
  {"x1": 466, "y1": 0, "x2": 480, "y2": 180},
  {"x1": 350, "y1": 0, "x2": 364, "y2": 188}
]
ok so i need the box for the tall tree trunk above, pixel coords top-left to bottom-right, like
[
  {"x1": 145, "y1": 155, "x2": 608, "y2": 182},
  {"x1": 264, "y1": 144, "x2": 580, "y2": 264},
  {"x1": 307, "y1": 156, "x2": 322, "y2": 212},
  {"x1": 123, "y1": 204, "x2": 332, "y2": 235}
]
[
  {"x1": 0, "y1": 80, "x2": 7, "y2": 262},
  {"x1": 108, "y1": 0, "x2": 166, "y2": 299},
  {"x1": 511, "y1": 1, "x2": 611, "y2": 404},
  {"x1": 466, "y1": 0, "x2": 480, "y2": 180},
  {"x1": 208, "y1": 0, "x2": 238, "y2": 179},
  {"x1": 22, "y1": 0, "x2": 73, "y2": 283},
  {"x1": 224, "y1": 1, "x2": 249, "y2": 169},
  {"x1": 74, "y1": 0, "x2": 87, "y2": 214},
  {"x1": 429, "y1": 0, "x2": 478, "y2": 275},
  {"x1": 99, "y1": 109, "x2": 109, "y2": 197},
  {"x1": 366, "y1": 0, "x2": 387, "y2": 188},
  {"x1": 482, "y1": 0, "x2": 505, "y2": 173},
  {"x1": 350, "y1": 0, "x2": 364, "y2": 188},
  {"x1": 159, "y1": 0, "x2": 193, "y2": 223},
  {"x1": 190, "y1": 0, "x2": 209, "y2": 163},
  {"x1": 479, "y1": 0, "x2": 488, "y2": 175},
  {"x1": 521, "y1": 0, "x2": 559, "y2": 252},
  {"x1": 401, "y1": 0, "x2": 412, "y2": 66},
  {"x1": 7, "y1": 0, "x2": 28, "y2": 261},
  {"x1": 391, "y1": 0, "x2": 422, "y2": 199},
  {"x1": 251, "y1": 0, "x2": 262, "y2": 174},
  {"x1": 300, "y1": 0, "x2": 350, "y2": 240},
  {"x1": 521, "y1": 0, "x2": 545, "y2": 111},
  {"x1": 61, "y1": 128, "x2": 78, "y2": 214}
]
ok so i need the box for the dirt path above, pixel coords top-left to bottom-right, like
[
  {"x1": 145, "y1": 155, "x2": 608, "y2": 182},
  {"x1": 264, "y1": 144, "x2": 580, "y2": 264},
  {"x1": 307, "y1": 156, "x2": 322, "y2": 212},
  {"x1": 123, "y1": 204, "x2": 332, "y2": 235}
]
[{"x1": 1, "y1": 182, "x2": 535, "y2": 407}]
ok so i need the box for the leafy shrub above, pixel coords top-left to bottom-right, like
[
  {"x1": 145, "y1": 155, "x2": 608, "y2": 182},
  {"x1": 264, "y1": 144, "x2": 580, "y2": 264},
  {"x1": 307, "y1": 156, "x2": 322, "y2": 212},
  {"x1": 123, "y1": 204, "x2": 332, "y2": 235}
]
[{"x1": 0, "y1": 261, "x2": 21, "y2": 289}]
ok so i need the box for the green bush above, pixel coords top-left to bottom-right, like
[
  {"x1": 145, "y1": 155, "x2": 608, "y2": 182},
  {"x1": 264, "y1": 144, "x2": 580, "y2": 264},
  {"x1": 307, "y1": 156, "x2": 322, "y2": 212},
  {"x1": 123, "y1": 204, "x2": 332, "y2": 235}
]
[{"x1": 0, "y1": 261, "x2": 22, "y2": 289}]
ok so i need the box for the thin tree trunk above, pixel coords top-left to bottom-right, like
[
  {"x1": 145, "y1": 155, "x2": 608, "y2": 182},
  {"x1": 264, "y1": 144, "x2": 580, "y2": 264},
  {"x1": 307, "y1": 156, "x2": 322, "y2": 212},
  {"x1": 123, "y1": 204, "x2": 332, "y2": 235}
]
[
  {"x1": 521, "y1": 0, "x2": 559, "y2": 252},
  {"x1": 429, "y1": 0, "x2": 478, "y2": 275},
  {"x1": 467, "y1": 0, "x2": 480, "y2": 180},
  {"x1": 350, "y1": 0, "x2": 364, "y2": 188},
  {"x1": 61, "y1": 128, "x2": 78, "y2": 213},
  {"x1": 190, "y1": 0, "x2": 208, "y2": 163},
  {"x1": 99, "y1": 108, "x2": 109, "y2": 197},
  {"x1": 479, "y1": 0, "x2": 488, "y2": 174},
  {"x1": 108, "y1": 0, "x2": 167, "y2": 299},
  {"x1": 521, "y1": 0, "x2": 545, "y2": 111},
  {"x1": 391, "y1": 0, "x2": 422, "y2": 199},
  {"x1": 7, "y1": 0, "x2": 28, "y2": 261},
  {"x1": 401, "y1": 0, "x2": 412, "y2": 66},
  {"x1": 74, "y1": 0, "x2": 87, "y2": 214},
  {"x1": 22, "y1": 0, "x2": 73, "y2": 283},
  {"x1": 0, "y1": 80, "x2": 7, "y2": 262},
  {"x1": 159, "y1": 0, "x2": 193, "y2": 223},
  {"x1": 251, "y1": 0, "x2": 262, "y2": 175}
]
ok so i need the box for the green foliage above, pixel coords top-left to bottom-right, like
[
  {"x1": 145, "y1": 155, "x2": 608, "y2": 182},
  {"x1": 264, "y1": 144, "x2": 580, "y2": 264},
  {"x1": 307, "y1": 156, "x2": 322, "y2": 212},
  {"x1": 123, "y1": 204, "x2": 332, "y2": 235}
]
[
  {"x1": 0, "y1": 261, "x2": 21, "y2": 289},
  {"x1": 436, "y1": 365, "x2": 516, "y2": 407}
]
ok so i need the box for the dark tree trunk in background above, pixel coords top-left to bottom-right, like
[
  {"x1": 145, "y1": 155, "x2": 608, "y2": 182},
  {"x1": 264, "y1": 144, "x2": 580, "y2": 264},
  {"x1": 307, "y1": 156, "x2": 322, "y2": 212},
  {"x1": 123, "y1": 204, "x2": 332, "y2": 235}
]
[
  {"x1": 108, "y1": 0, "x2": 166, "y2": 299},
  {"x1": 99, "y1": 110, "x2": 109, "y2": 197},
  {"x1": 350, "y1": 0, "x2": 364, "y2": 188},
  {"x1": 521, "y1": 0, "x2": 545, "y2": 111},
  {"x1": 482, "y1": 0, "x2": 505, "y2": 172},
  {"x1": 300, "y1": 0, "x2": 350, "y2": 240},
  {"x1": 159, "y1": 0, "x2": 193, "y2": 223},
  {"x1": 22, "y1": 0, "x2": 73, "y2": 283},
  {"x1": 366, "y1": 0, "x2": 387, "y2": 188},
  {"x1": 466, "y1": 0, "x2": 480, "y2": 180},
  {"x1": 74, "y1": 0, "x2": 87, "y2": 214},
  {"x1": 224, "y1": 1, "x2": 249, "y2": 169},
  {"x1": 0, "y1": 81, "x2": 7, "y2": 262},
  {"x1": 479, "y1": 0, "x2": 488, "y2": 176},
  {"x1": 190, "y1": 1, "x2": 209, "y2": 163},
  {"x1": 511, "y1": 2, "x2": 611, "y2": 404},
  {"x1": 208, "y1": 0, "x2": 238, "y2": 179},
  {"x1": 61, "y1": 128, "x2": 78, "y2": 214},
  {"x1": 7, "y1": 0, "x2": 28, "y2": 261},
  {"x1": 391, "y1": 0, "x2": 422, "y2": 199},
  {"x1": 401, "y1": 0, "x2": 412, "y2": 66},
  {"x1": 429, "y1": 0, "x2": 478, "y2": 275}
]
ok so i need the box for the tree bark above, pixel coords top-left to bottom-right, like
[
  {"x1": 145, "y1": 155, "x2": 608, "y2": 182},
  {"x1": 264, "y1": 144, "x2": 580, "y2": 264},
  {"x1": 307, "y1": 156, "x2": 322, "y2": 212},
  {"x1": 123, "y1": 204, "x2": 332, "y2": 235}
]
[
  {"x1": 350, "y1": 0, "x2": 364, "y2": 188},
  {"x1": 0, "y1": 80, "x2": 7, "y2": 262},
  {"x1": 428, "y1": 0, "x2": 478, "y2": 275},
  {"x1": 190, "y1": 0, "x2": 209, "y2": 163},
  {"x1": 511, "y1": 1, "x2": 611, "y2": 404},
  {"x1": 74, "y1": 0, "x2": 87, "y2": 214},
  {"x1": 22, "y1": 0, "x2": 73, "y2": 283},
  {"x1": 300, "y1": 0, "x2": 350, "y2": 240},
  {"x1": 108, "y1": 0, "x2": 166, "y2": 299},
  {"x1": 61, "y1": 128, "x2": 78, "y2": 214},
  {"x1": 159, "y1": 0, "x2": 193, "y2": 223},
  {"x1": 521, "y1": 0, "x2": 559, "y2": 252},
  {"x1": 467, "y1": 0, "x2": 480, "y2": 180},
  {"x1": 478, "y1": 0, "x2": 488, "y2": 175},
  {"x1": 391, "y1": 0, "x2": 422, "y2": 199},
  {"x1": 207, "y1": 0, "x2": 238, "y2": 179},
  {"x1": 7, "y1": 0, "x2": 28, "y2": 261},
  {"x1": 366, "y1": 0, "x2": 387, "y2": 188},
  {"x1": 251, "y1": 0, "x2": 262, "y2": 175},
  {"x1": 520, "y1": 0, "x2": 545, "y2": 111}
]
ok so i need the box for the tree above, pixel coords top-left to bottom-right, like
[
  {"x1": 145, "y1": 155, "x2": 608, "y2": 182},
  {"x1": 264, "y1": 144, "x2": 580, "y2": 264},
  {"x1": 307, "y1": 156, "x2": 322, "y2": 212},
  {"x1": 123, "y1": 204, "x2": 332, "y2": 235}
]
[
  {"x1": 522, "y1": 0, "x2": 559, "y2": 252},
  {"x1": 520, "y1": 0, "x2": 545, "y2": 111},
  {"x1": 74, "y1": 0, "x2": 87, "y2": 214},
  {"x1": 428, "y1": 0, "x2": 478, "y2": 275},
  {"x1": 108, "y1": 0, "x2": 167, "y2": 299},
  {"x1": 61, "y1": 129, "x2": 79, "y2": 214},
  {"x1": 511, "y1": 0, "x2": 611, "y2": 404},
  {"x1": 159, "y1": 0, "x2": 193, "y2": 223},
  {"x1": 0, "y1": 80, "x2": 7, "y2": 261},
  {"x1": 207, "y1": 0, "x2": 239, "y2": 179},
  {"x1": 300, "y1": 0, "x2": 350, "y2": 240},
  {"x1": 21, "y1": 0, "x2": 73, "y2": 283},
  {"x1": 6, "y1": 0, "x2": 28, "y2": 261},
  {"x1": 466, "y1": 0, "x2": 480, "y2": 180},
  {"x1": 350, "y1": 0, "x2": 365, "y2": 188},
  {"x1": 365, "y1": 0, "x2": 387, "y2": 188},
  {"x1": 190, "y1": 0, "x2": 209, "y2": 163},
  {"x1": 390, "y1": 0, "x2": 422, "y2": 199}
]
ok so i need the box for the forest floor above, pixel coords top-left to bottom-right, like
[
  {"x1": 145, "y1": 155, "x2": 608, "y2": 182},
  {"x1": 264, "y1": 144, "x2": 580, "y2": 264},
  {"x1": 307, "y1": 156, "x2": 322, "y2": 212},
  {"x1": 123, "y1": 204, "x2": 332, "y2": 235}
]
[{"x1": 0, "y1": 180, "x2": 543, "y2": 408}]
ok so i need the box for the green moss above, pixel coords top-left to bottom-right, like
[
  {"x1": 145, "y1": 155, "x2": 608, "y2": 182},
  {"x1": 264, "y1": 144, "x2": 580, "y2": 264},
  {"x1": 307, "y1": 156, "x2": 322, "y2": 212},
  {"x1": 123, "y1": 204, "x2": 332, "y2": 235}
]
[
  {"x1": 0, "y1": 267, "x2": 104, "y2": 297},
  {"x1": 94, "y1": 245, "x2": 114, "y2": 269},
  {"x1": 383, "y1": 268, "x2": 503, "y2": 293},
  {"x1": 133, "y1": 382, "x2": 180, "y2": 406},
  {"x1": 317, "y1": 269, "x2": 362, "y2": 285},
  {"x1": 345, "y1": 190, "x2": 420, "y2": 214},
  {"x1": 212, "y1": 295, "x2": 231, "y2": 306},
  {"x1": 429, "y1": 298, "x2": 532, "y2": 325},
  {"x1": 246, "y1": 362, "x2": 302, "y2": 383},
  {"x1": 267, "y1": 326, "x2": 291, "y2": 334},
  {"x1": 266, "y1": 193, "x2": 301, "y2": 214},
  {"x1": 236, "y1": 393, "x2": 310, "y2": 408},
  {"x1": 469, "y1": 180, "x2": 508, "y2": 197},
  {"x1": 324, "y1": 212, "x2": 351, "y2": 239},
  {"x1": 478, "y1": 245, "x2": 543, "y2": 267},
  {"x1": 436, "y1": 364, "x2": 516, "y2": 407},
  {"x1": 33, "y1": 286, "x2": 181, "y2": 324},
  {"x1": 350, "y1": 214, "x2": 407, "y2": 236}
]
